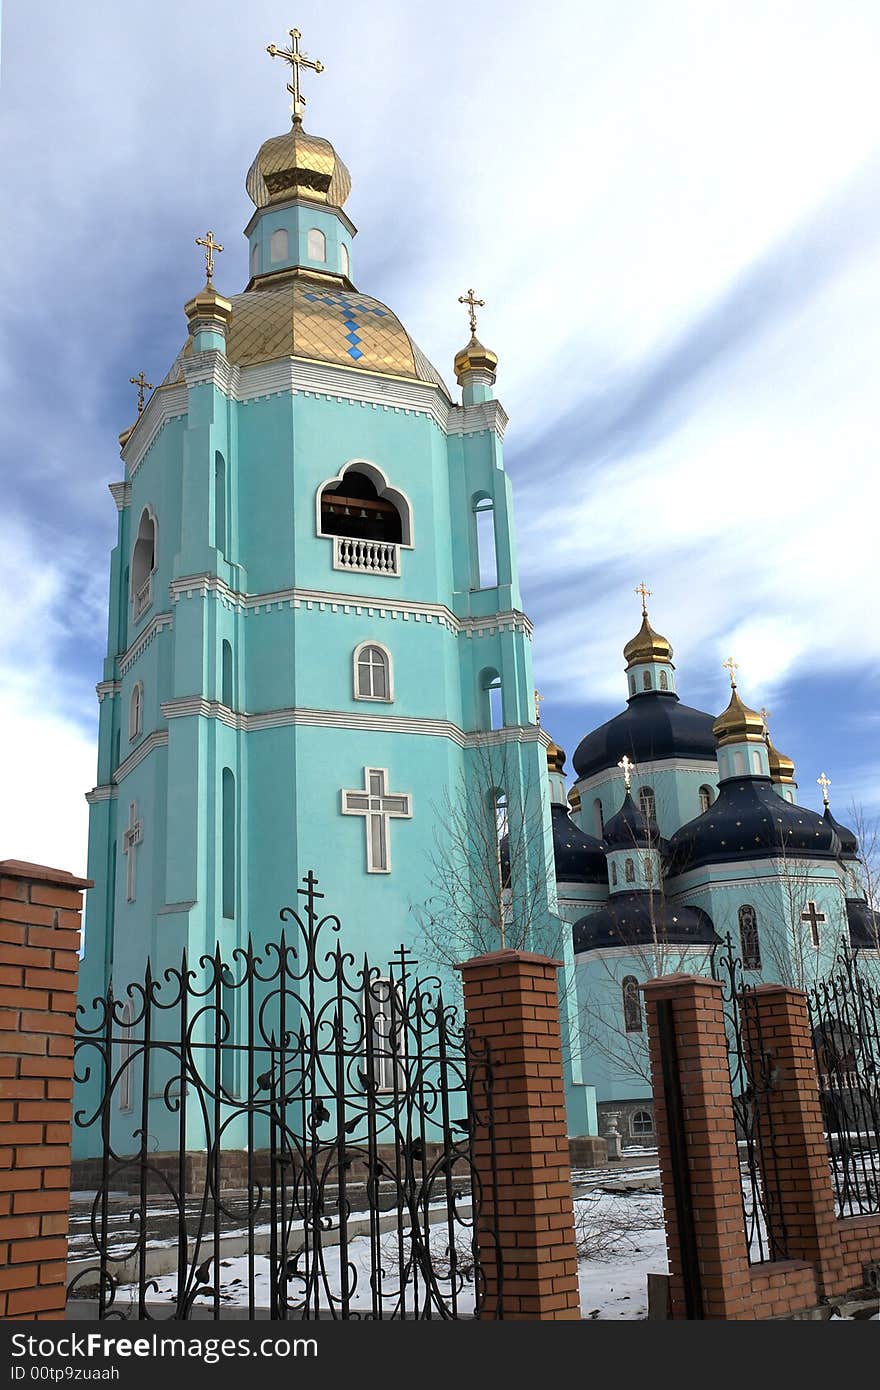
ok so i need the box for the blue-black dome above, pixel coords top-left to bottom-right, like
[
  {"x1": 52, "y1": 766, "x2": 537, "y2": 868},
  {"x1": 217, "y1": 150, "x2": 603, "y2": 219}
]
[
  {"x1": 667, "y1": 779, "x2": 840, "y2": 875},
  {"x1": 824, "y1": 805, "x2": 859, "y2": 859},
  {"x1": 847, "y1": 898, "x2": 880, "y2": 950},
  {"x1": 601, "y1": 790, "x2": 659, "y2": 851},
  {"x1": 573, "y1": 692, "x2": 716, "y2": 780},
  {"x1": 550, "y1": 804, "x2": 607, "y2": 884},
  {"x1": 573, "y1": 892, "x2": 717, "y2": 953}
]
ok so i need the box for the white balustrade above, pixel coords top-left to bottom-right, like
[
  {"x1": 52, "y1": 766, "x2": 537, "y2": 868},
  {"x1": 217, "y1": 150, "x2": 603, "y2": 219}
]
[
  {"x1": 332, "y1": 536, "x2": 400, "y2": 576},
  {"x1": 132, "y1": 573, "x2": 153, "y2": 620}
]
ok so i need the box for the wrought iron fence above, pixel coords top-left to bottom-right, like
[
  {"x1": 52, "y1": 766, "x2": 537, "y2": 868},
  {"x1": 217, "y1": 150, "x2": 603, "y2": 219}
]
[
  {"x1": 710, "y1": 935, "x2": 789, "y2": 1263},
  {"x1": 807, "y1": 951, "x2": 880, "y2": 1218},
  {"x1": 70, "y1": 871, "x2": 500, "y2": 1319}
]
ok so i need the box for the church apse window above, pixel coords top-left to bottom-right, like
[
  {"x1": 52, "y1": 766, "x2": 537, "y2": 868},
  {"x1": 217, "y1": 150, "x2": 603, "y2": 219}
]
[
  {"x1": 472, "y1": 495, "x2": 498, "y2": 589},
  {"x1": 129, "y1": 682, "x2": 143, "y2": 742},
  {"x1": 624, "y1": 858, "x2": 635, "y2": 883},
  {"x1": 319, "y1": 463, "x2": 409, "y2": 577},
  {"x1": 307, "y1": 227, "x2": 326, "y2": 262},
  {"x1": 699, "y1": 785, "x2": 714, "y2": 814},
  {"x1": 738, "y1": 904, "x2": 761, "y2": 970},
  {"x1": 659, "y1": 670, "x2": 669, "y2": 691},
  {"x1": 622, "y1": 976, "x2": 642, "y2": 1033},
  {"x1": 131, "y1": 507, "x2": 157, "y2": 622},
  {"x1": 270, "y1": 228, "x2": 289, "y2": 264},
  {"x1": 354, "y1": 643, "x2": 392, "y2": 702},
  {"x1": 642, "y1": 671, "x2": 652, "y2": 691}
]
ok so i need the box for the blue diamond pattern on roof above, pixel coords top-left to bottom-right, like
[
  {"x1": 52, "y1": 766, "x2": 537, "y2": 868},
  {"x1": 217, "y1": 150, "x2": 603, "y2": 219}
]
[{"x1": 348, "y1": 347, "x2": 364, "y2": 360}]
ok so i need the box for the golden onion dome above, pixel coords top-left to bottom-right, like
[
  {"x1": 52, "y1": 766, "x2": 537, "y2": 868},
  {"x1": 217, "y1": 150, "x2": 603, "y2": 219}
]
[
  {"x1": 567, "y1": 786, "x2": 582, "y2": 814},
  {"x1": 162, "y1": 276, "x2": 451, "y2": 397},
  {"x1": 712, "y1": 687, "x2": 767, "y2": 746},
  {"x1": 453, "y1": 335, "x2": 498, "y2": 384},
  {"x1": 623, "y1": 614, "x2": 673, "y2": 670},
  {"x1": 766, "y1": 735, "x2": 796, "y2": 784},
  {"x1": 546, "y1": 740, "x2": 566, "y2": 775},
  {"x1": 246, "y1": 125, "x2": 352, "y2": 210}
]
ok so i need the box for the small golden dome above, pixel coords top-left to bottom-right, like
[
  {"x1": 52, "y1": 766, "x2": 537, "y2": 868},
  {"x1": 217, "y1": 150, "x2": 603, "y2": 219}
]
[
  {"x1": 546, "y1": 740, "x2": 566, "y2": 774},
  {"x1": 246, "y1": 125, "x2": 352, "y2": 210},
  {"x1": 568, "y1": 786, "x2": 582, "y2": 813},
  {"x1": 623, "y1": 614, "x2": 673, "y2": 670},
  {"x1": 712, "y1": 687, "x2": 766, "y2": 746},
  {"x1": 453, "y1": 335, "x2": 498, "y2": 384},
  {"x1": 184, "y1": 283, "x2": 233, "y2": 334},
  {"x1": 767, "y1": 736, "x2": 796, "y2": 784}
]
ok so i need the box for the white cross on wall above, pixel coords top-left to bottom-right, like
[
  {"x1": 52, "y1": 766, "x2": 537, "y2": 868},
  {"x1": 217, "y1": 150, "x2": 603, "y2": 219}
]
[
  {"x1": 123, "y1": 801, "x2": 143, "y2": 902},
  {"x1": 341, "y1": 768, "x2": 412, "y2": 873}
]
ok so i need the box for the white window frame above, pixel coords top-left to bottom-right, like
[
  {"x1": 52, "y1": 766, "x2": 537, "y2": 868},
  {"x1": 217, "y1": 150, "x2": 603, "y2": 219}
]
[
  {"x1": 364, "y1": 976, "x2": 406, "y2": 1092},
  {"x1": 316, "y1": 460, "x2": 414, "y2": 549},
  {"x1": 340, "y1": 242, "x2": 350, "y2": 277},
  {"x1": 307, "y1": 227, "x2": 326, "y2": 262},
  {"x1": 630, "y1": 1108, "x2": 654, "y2": 1138},
  {"x1": 353, "y1": 642, "x2": 393, "y2": 702}
]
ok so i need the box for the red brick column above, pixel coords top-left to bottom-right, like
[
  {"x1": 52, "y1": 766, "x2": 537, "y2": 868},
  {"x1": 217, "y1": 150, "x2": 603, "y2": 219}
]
[
  {"x1": 741, "y1": 985, "x2": 848, "y2": 1296},
  {"x1": 457, "y1": 949, "x2": 580, "y2": 1320},
  {"x1": 0, "y1": 860, "x2": 91, "y2": 1320},
  {"x1": 643, "y1": 974, "x2": 753, "y2": 1319}
]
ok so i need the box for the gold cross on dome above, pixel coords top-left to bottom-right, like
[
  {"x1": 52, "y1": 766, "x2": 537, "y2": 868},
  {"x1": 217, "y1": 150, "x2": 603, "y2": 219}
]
[
  {"x1": 817, "y1": 771, "x2": 831, "y2": 807},
  {"x1": 617, "y1": 754, "x2": 635, "y2": 792},
  {"x1": 722, "y1": 656, "x2": 739, "y2": 688},
  {"x1": 129, "y1": 371, "x2": 153, "y2": 417},
  {"x1": 267, "y1": 27, "x2": 324, "y2": 124},
  {"x1": 760, "y1": 707, "x2": 771, "y2": 739},
  {"x1": 634, "y1": 580, "x2": 652, "y2": 616},
  {"x1": 195, "y1": 230, "x2": 224, "y2": 286},
  {"x1": 458, "y1": 288, "x2": 485, "y2": 338},
  {"x1": 534, "y1": 689, "x2": 545, "y2": 726}
]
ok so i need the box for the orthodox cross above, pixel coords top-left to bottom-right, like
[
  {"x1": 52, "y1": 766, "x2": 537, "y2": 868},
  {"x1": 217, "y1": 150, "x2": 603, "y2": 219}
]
[
  {"x1": 634, "y1": 580, "x2": 652, "y2": 616},
  {"x1": 195, "y1": 230, "x2": 224, "y2": 286},
  {"x1": 801, "y1": 900, "x2": 826, "y2": 949},
  {"x1": 341, "y1": 768, "x2": 412, "y2": 873},
  {"x1": 122, "y1": 801, "x2": 143, "y2": 903},
  {"x1": 617, "y1": 754, "x2": 635, "y2": 792},
  {"x1": 129, "y1": 371, "x2": 153, "y2": 417},
  {"x1": 760, "y1": 707, "x2": 771, "y2": 739},
  {"x1": 267, "y1": 27, "x2": 324, "y2": 123},
  {"x1": 534, "y1": 689, "x2": 545, "y2": 726},
  {"x1": 458, "y1": 288, "x2": 485, "y2": 338},
  {"x1": 722, "y1": 655, "x2": 739, "y2": 688},
  {"x1": 817, "y1": 771, "x2": 831, "y2": 807}
]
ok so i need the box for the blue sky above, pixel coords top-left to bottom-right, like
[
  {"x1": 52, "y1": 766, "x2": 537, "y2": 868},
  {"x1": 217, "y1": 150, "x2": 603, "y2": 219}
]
[{"x1": 1, "y1": 1, "x2": 879, "y2": 872}]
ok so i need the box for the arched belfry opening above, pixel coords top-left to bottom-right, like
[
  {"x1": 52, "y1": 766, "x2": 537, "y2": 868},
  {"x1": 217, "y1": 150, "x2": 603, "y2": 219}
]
[
  {"x1": 320, "y1": 468, "x2": 403, "y2": 544},
  {"x1": 131, "y1": 508, "x2": 157, "y2": 619}
]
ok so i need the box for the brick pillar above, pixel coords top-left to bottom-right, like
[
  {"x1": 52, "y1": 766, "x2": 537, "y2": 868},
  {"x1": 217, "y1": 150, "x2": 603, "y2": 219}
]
[
  {"x1": 643, "y1": 974, "x2": 752, "y2": 1319},
  {"x1": 0, "y1": 860, "x2": 91, "y2": 1320},
  {"x1": 457, "y1": 949, "x2": 580, "y2": 1320},
  {"x1": 741, "y1": 984, "x2": 848, "y2": 1296}
]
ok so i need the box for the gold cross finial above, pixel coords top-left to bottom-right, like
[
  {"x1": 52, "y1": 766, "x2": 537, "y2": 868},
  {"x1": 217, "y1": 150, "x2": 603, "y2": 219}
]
[
  {"x1": 195, "y1": 230, "x2": 224, "y2": 286},
  {"x1": 617, "y1": 754, "x2": 635, "y2": 792},
  {"x1": 634, "y1": 580, "x2": 652, "y2": 617},
  {"x1": 817, "y1": 771, "x2": 831, "y2": 807},
  {"x1": 267, "y1": 26, "x2": 324, "y2": 124},
  {"x1": 129, "y1": 371, "x2": 153, "y2": 417},
  {"x1": 458, "y1": 288, "x2": 485, "y2": 338},
  {"x1": 534, "y1": 689, "x2": 545, "y2": 726},
  {"x1": 722, "y1": 656, "x2": 739, "y2": 689}
]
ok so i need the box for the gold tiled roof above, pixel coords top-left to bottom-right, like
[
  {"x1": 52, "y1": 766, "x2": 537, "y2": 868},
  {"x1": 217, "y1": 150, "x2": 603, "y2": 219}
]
[
  {"x1": 246, "y1": 127, "x2": 352, "y2": 209},
  {"x1": 162, "y1": 280, "x2": 450, "y2": 396}
]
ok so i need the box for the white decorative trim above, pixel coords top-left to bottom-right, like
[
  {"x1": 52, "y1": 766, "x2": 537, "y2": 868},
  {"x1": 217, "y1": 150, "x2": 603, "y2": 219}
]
[
  {"x1": 96, "y1": 681, "x2": 121, "y2": 703},
  {"x1": 121, "y1": 388, "x2": 188, "y2": 478},
  {"x1": 574, "y1": 758, "x2": 719, "y2": 797},
  {"x1": 85, "y1": 784, "x2": 118, "y2": 804},
  {"x1": 108, "y1": 482, "x2": 131, "y2": 510},
  {"x1": 168, "y1": 573, "x2": 533, "y2": 639},
  {"x1": 157, "y1": 901, "x2": 196, "y2": 915},
  {"x1": 353, "y1": 641, "x2": 394, "y2": 702},
  {"x1": 668, "y1": 860, "x2": 845, "y2": 897},
  {"x1": 181, "y1": 350, "x2": 240, "y2": 395},
  {"x1": 576, "y1": 945, "x2": 715, "y2": 967},
  {"x1": 447, "y1": 400, "x2": 508, "y2": 440},
  {"x1": 316, "y1": 458, "x2": 414, "y2": 548},
  {"x1": 114, "y1": 730, "x2": 169, "y2": 783},
  {"x1": 119, "y1": 612, "x2": 173, "y2": 675}
]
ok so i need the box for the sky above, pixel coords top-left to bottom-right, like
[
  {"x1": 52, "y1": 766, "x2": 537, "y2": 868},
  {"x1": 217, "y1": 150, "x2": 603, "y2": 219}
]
[{"x1": 1, "y1": 0, "x2": 879, "y2": 875}]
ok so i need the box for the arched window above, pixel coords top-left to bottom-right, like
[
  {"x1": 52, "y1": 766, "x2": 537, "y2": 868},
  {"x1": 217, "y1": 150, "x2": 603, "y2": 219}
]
[
  {"x1": 270, "y1": 228, "x2": 289, "y2": 263},
  {"x1": 307, "y1": 227, "x2": 326, "y2": 261},
  {"x1": 221, "y1": 640, "x2": 233, "y2": 708},
  {"x1": 118, "y1": 1000, "x2": 133, "y2": 1113},
  {"x1": 128, "y1": 682, "x2": 143, "y2": 741},
  {"x1": 222, "y1": 768, "x2": 235, "y2": 920},
  {"x1": 642, "y1": 670, "x2": 652, "y2": 691},
  {"x1": 131, "y1": 508, "x2": 157, "y2": 619},
  {"x1": 622, "y1": 976, "x2": 642, "y2": 1033},
  {"x1": 214, "y1": 452, "x2": 227, "y2": 555},
  {"x1": 251, "y1": 243, "x2": 260, "y2": 277},
  {"x1": 473, "y1": 495, "x2": 498, "y2": 589},
  {"x1": 699, "y1": 785, "x2": 714, "y2": 814},
  {"x1": 733, "y1": 751, "x2": 745, "y2": 775},
  {"x1": 319, "y1": 464, "x2": 410, "y2": 547},
  {"x1": 630, "y1": 1109, "x2": 654, "y2": 1137},
  {"x1": 629, "y1": 674, "x2": 636, "y2": 695},
  {"x1": 624, "y1": 858, "x2": 635, "y2": 883},
  {"x1": 611, "y1": 861, "x2": 618, "y2": 886},
  {"x1": 593, "y1": 798, "x2": 604, "y2": 838},
  {"x1": 340, "y1": 242, "x2": 350, "y2": 278},
  {"x1": 481, "y1": 669, "x2": 503, "y2": 731},
  {"x1": 738, "y1": 903, "x2": 761, "y2": 970},
  {"x1": 659, "y1": 669, "x2": 669, "y2": 691},
  {"x1": 354, "y1": 643, "x2": 392, "y2": 701},
  {"x1": 644, "y1": 855, "x2": 654, "y2": 884},
  {"x1": 638, "y1": 786, "x2": 656, "y2": 820}
]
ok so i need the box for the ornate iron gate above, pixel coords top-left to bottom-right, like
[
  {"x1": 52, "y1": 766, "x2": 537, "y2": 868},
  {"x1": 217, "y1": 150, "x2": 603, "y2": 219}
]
[{"x1": 70, "y1": 873, "x2": 501, "y2": 1319}]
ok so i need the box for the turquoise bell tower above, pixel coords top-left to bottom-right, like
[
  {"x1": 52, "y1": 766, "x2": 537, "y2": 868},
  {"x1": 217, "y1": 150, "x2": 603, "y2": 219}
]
[{"x1": 76, "y1": 30, "x2": 583, "y2": 1151}]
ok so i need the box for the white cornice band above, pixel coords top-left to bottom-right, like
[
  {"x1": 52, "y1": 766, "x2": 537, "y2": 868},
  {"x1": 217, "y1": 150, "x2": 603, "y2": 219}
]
[
  {"x1": 118, "y1": 613, "x2": 173, "y2": 675},
  {"x1": 96, "y1": 681, "x2": 121, "y2": 703}
]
